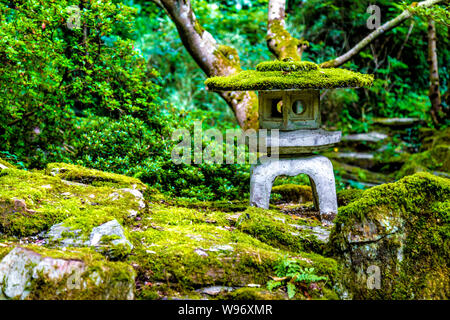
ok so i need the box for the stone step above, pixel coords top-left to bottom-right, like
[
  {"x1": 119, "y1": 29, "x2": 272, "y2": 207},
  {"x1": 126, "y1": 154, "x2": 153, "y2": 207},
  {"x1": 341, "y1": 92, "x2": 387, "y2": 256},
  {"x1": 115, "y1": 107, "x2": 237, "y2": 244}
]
[
  {"x1": 373, "y1": 117, "x2": 425, "y2": 127},
  {"x1": 341, "y1": 131, "x2": 388, "y2": 143},
  {"x1": 338, "y1": 131, "x2": 389, "y2": 151},
  {"x1": 330, "y1": 152, "x2": 375, "y2": 169}
]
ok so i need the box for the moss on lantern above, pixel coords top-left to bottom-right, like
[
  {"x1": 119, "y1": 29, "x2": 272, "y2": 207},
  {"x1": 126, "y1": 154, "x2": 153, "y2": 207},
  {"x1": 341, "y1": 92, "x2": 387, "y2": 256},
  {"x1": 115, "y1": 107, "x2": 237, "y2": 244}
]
[
  {"x1": 256, "y1": 60, "x2": 318, "y2": 72},
  {"x1": 205, "y1": 60, "x2": 374, "y2": 91}
]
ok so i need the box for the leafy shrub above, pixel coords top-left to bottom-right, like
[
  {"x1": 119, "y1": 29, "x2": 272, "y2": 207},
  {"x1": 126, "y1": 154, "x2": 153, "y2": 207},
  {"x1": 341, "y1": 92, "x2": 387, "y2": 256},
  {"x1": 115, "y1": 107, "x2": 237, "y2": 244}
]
[
  {"x1": 0, "y1": 0, "x2": 251, "y2": 201},
  {"x1": 0, "y1": 0, "x2": 161, "y2": 166}
]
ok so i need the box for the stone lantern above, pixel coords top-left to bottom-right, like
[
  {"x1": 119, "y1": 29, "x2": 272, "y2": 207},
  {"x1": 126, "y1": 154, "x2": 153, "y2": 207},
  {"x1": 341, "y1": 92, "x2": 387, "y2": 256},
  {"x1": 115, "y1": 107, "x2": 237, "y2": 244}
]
[{"x1": 205, "y1": 60, "x2": 373, "y2": 222}]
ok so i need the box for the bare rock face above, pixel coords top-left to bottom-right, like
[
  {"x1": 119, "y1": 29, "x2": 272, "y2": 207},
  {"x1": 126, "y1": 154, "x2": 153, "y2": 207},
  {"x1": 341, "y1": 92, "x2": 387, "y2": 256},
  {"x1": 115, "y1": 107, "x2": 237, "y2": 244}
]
[
  {"x1": 0, "y1": 247, "x2": 135, "y2": 300},
  {"x1": 328, "y1": 173, "x2": 450, "y2": 299},
  {"x1": 90, "y1": 220, "x2": 133, "y2": 249}
]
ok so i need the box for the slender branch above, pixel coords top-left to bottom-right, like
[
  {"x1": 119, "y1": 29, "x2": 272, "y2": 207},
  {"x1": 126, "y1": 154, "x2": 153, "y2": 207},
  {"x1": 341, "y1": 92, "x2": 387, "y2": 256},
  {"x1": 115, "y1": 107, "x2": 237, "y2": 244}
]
[
  {"x1": 427, "y1": 18, "x2": 442, "y2": 124},
  {"x1": 396, "y1": 20, "x2": 415, "y2": 60},
  {"x1": 320, "y1": 0, "x2": 445, "y2": 68}
]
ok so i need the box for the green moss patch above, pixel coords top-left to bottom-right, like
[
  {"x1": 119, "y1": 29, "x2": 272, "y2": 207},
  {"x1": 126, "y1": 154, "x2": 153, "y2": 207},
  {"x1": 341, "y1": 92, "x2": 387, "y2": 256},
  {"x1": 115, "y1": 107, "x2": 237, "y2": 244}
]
[
  {"x1": 221, "y1": 287, "x2": 286, "y2": 300},
  {"x1": 256, "y1": 61, "x2": 318, "y2": 72},
  {"x1": 127, "y1": 202, "x2": 337, "y2": 299},
  {"x1": 0, "y1": 245, "x2": 135, "y2": 300},
  {"x1": 336, "y1": 188, "x2": 364, "y2": 207},
  {"x1": 46, "y1": 162, "x2": 146, "y2": 190},
  {"x1": 0, "y1": 168, "x2": 142, "y2": 237},
  {"x1": 396, "y1": 128, "x2": 450, "y2": 179},
  {"x1": 0, "y1": 163, "x2": 340, "y2": 300},
  {"x1": 205, "y1": 61, "x2": 373, "y2": 91}
]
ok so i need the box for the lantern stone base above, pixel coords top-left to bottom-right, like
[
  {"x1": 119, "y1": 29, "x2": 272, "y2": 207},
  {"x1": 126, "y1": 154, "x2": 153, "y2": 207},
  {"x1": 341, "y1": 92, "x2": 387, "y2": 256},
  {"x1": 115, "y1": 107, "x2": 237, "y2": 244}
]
[
  {"x1": 265, "y1": 129, "x2": 342, "y2": 155},
  {"x1": 249, "y1": 155, "x2": 338, "y2": 222}
]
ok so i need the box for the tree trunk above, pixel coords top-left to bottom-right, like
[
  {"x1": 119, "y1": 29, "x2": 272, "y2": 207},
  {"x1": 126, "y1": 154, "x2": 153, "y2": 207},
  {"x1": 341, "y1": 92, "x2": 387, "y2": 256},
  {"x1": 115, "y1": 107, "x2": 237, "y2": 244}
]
[
  {"x1": 267, "y1": 0, "x2": 307, "y2": 61},
  {"x1": 427, "y1": 18, "x2": 443, "y2": 124},
  {"x1": 150, "y1": 0, "x2": 258, "y2": 129}
]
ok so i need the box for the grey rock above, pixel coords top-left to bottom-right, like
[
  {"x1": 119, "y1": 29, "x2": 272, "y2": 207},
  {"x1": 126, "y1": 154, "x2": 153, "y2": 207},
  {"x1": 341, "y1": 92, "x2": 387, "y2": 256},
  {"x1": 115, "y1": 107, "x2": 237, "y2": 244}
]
[
  {"x1": 289, "y1": 224, "x2": 331, "y2": 242},
  {"x1": 373, "y1": 117, "x2": 424, "y2": 127},
  {"x1": 89, "y1": 220, "x2": 133, "y2": 250},
  {"x1": 120, "y1": 188, "x2": 145, "y2": 209},
  {"x1": 197, "y1": 286, "x2": 234, "y2": 296},
  {"x1": 0, "y1": 247, "x2": 85, "y2": 299},
  {"x1": 334, "y1": 152, "x2": 374, "y2": 160},
  {"x1": 331, "y1": 152, "x2": 375, "y2": 169},
  {"x1": 0, "y1": 247, "x2": 135, "y2": 300},
  {"x1": 127, "y1": 209, "x2": 138, "y2": 218},
  {"x1": 46, "y1": 223, "x2": 88, "y2": 247},
  {"x1": 194, "y1": 249, "x2": 209, "y2": 257},
  {"x1": 61, "y1": 179, "x2": 88, "y2": 187},
  {"x1": 273, "y1": 216, "x2": 286, "y2": 223},
  {"x1": 46, "y1": 220, "x2": 133, "y2": 253},
  {"x1": 187, "y1": 234, "x2": 204, "y2": 241},
  {"x1": 108, "y1": 192, "x2": 122, "y2": 201}
]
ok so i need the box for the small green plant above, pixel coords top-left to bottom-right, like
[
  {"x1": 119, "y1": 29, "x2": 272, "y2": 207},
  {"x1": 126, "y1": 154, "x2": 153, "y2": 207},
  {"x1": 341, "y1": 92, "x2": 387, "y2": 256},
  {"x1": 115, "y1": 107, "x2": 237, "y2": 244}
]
[{"x1": 267, "y1": 256, "x2": 328, "y2": 299}]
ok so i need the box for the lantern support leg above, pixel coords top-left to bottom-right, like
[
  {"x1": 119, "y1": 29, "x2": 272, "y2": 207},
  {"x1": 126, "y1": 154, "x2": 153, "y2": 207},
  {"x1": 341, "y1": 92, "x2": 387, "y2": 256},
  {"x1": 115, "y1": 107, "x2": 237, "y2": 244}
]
[{"x1": 249, "y1": 155, "x2": 338, "y2": 222}]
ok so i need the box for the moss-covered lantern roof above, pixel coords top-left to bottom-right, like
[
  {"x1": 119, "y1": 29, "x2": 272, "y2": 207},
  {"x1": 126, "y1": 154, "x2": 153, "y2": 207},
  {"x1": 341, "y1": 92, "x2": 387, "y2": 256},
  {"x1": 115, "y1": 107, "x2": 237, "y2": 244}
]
[{"x1": 205, "y1": 60, "x2": 374, "y2": 91}]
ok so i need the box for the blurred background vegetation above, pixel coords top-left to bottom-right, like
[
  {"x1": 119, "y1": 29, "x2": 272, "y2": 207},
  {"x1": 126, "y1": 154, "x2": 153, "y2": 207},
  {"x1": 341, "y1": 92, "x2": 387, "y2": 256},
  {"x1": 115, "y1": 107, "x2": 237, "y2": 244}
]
[{"x1": 0, "y1": 0, "x2": 448, "y2": 201}]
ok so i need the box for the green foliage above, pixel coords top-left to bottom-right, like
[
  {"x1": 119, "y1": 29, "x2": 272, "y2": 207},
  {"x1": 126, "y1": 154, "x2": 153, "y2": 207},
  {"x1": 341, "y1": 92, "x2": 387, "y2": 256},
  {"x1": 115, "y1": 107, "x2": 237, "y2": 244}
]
[
  {"x1": 288, "y1": 0, "x2": 449, "y2": 129},
  {"x1": 0, "y1": 0, "x2": 252, "y2": 201},
  {"x1": 403, "y1": 1, "x2": 450, "y2": 26},
  {"x1": 0, "y1": 0, "x2": 162, "y2": 166},
  {"x1": 267, "y1": 255, "x2": 328, "y2": 299},
  {"x1": 1, "y1": 0, "x2": 449, "y2": 201}
]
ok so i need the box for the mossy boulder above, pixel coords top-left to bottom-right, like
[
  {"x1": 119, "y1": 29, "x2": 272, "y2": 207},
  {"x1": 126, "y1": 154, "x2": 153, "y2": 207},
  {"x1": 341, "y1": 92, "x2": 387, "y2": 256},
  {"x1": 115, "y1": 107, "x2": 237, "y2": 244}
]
[
  {"x1": 0, "y1": 246, "x2": 135, "y2": 300},
  {"x1": 0, "y1": 167, "x2": 144, "y2": 237},
  {"x1": 45, "y1": 219, "x2": 133, "y2": 260},
  {"x1": 328, "y1": 172, "x2": 450, "y2": 299},
  {"x1": 129, "y1": 203, "x2": 338, "y2": 299}
]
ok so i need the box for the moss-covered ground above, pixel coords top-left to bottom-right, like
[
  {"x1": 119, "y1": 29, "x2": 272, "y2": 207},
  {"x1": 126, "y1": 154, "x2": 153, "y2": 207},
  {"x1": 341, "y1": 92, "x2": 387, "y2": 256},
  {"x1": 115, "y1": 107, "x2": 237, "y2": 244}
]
[
  {"x1": 1, "y1": 157, "x2": 448, "y2": 300},
  {"x1": 0, "y1": 160, "x2": 338, "y2": 300}
]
